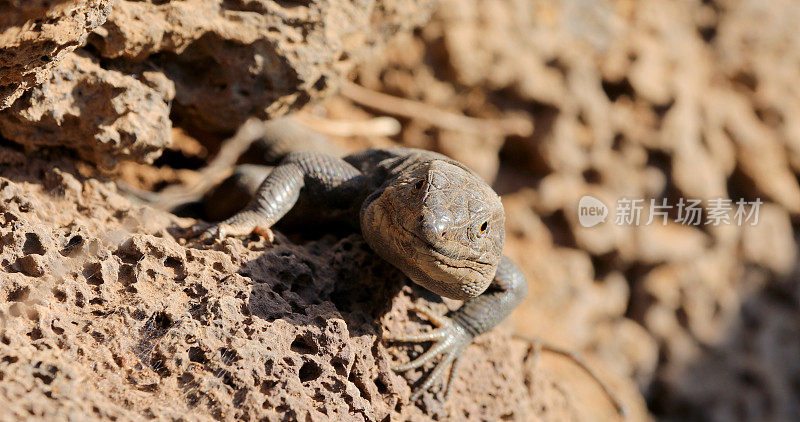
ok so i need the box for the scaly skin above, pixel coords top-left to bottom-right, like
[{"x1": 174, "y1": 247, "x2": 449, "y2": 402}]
[{"x1": 201, "y1": 139, "x2": 528, "y2": 401}]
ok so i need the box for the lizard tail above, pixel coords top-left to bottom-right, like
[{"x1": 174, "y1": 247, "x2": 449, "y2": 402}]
[{"x1": 512, "y1": 334, "x2": 628, "y2": 419}]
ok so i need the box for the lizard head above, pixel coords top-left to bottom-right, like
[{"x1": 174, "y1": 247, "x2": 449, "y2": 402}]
[{"x1": 361, "y1": 158, "x2": 505, "y2": 300}]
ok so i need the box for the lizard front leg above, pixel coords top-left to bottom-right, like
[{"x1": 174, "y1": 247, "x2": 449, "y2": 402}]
[
  {"x1": 387, "y1": 256, "x2": 627, "y2": 416},
  {"x1": 200, "y1": 151, "x2": 364, "y2": 241},
  {"x1": 384, "y1": 255, "x2": 527, "y2": 400}
]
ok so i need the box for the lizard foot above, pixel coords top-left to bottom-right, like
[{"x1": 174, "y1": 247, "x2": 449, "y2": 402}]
[
  {"x1": 197, "y1": 211, "x2": 275, "y2": 243},
  {"x1": 383, "y1": 306, "x2": 473, "y2": 402}
]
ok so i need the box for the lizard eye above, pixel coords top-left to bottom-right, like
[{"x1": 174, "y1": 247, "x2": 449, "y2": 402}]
[
  {"x1": 414, "y1": 180, "x2": 425, "y2": 191},
  {"x1": 478, "y1": 221, "x2": 489, "y2": 236}
]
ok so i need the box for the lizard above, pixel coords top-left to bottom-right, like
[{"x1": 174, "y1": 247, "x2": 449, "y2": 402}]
[{"x1": 199, "y1": 118, "x2": 626, "y2": 414}]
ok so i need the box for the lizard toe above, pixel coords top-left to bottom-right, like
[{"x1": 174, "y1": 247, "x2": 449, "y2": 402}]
[
  {"x1": 409, "y1": 349, "x2": 460, "y2": 401},
  {"x1": 196, "y1": 224, "x2": 222, "y2": 243},
  {"x1": 407, "y1": 305, "x2": 450, "y2": 327},
  {"x1": 388, "y1": 315, "x2": 473, "y2": 402},
  {"x1": 194, "y1": 211, "x2": 277, "y2": 243},
  {"x1": 382, "y1": 325, "x2": 449, "y2": 343}
]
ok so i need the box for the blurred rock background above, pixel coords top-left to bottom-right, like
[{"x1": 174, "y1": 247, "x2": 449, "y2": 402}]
[
  {"x1": 1, "y1": 0, "x2": 799, "y2": 420},
  {"x1": 346, "y1": 1, "x2": 800, "y2": 420}
]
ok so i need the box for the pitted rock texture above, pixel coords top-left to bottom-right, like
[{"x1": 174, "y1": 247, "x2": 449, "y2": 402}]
[
  {"x1": 87, "y1": 0, "x2": 438, "y2": 132},
  {"x1": 0, "y1": 51, "x2": 173, "y2": 168},
  {"x1": 0, "y1": 0, "x2": 112, "y2": 110},
  {"x1": 0, "y1": 0, "x2": 437, "y2": 165},
  {"x1": 0, "y1": 155, "x2": 647, "y2": 420}
]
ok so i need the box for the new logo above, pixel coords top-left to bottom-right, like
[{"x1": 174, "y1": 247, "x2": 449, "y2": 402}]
[{"x1": 578, "y1": 195, "x2": 608, "y2": 227}]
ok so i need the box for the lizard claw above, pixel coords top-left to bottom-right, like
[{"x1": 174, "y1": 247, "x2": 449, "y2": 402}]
[
  {"x1": 252, "y1": 226, "x2": 276, "y2": 244},
  {"x1": 384, "y1": 307, "x2": 473, "y2": 402},
  {"x1": 195, "y1": 211, "x2": 275, "y2": 244},
  {"x1": 196, "y1": 223, "x2": 228, "y2": 243}
]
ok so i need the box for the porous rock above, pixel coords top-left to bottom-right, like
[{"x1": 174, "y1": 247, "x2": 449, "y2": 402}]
[
  {"x1": 0, "y1": 51, "x2": 172, "y2": 168},
  {"x1": 0, "y1": 0, "x2": 112, "y2": 109},
  {"x1": 88, "y1": 0, "x2": 439, "y2": 132}
]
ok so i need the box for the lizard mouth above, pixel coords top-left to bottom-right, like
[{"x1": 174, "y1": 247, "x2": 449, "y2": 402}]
[
  {"x1": 396, "y1": 220, "x2": 494, "y2": 299},
  {"x1": 377, "y1": 197, "x2": 494, "y2": 282},
  {"x1": 370, "y1": 198, "x2": 495, "y2": 299},
  {"x1": 396, "y1": 219, "x2": 492, "y2": 273}
]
